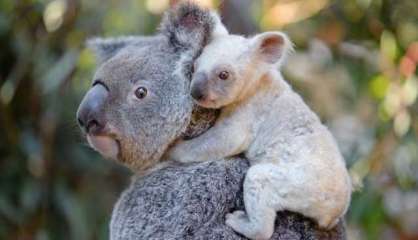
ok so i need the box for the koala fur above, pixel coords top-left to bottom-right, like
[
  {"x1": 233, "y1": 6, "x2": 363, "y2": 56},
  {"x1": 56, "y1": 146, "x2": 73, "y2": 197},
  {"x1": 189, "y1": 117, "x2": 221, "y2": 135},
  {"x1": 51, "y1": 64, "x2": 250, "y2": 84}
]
[
  {"x1": 79, "y1": 3, "x2": 221, "y2": 172},
  {"x1": 77, "y1": 3, "x2": 346, "y2": 240},
  {"x1": 111, "y1": 159, "x2": 346, "y2": 240},
  {"x1": 167, "y1": 29, "x2": 352, "y2": 239}
]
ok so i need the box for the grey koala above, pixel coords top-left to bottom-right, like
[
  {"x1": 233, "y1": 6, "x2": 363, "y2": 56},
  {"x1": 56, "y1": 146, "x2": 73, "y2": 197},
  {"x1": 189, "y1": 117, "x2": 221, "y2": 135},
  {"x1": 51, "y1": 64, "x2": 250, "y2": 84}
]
[{"x1": 76, "y1": 3, "x2": 346, "y2": 240}]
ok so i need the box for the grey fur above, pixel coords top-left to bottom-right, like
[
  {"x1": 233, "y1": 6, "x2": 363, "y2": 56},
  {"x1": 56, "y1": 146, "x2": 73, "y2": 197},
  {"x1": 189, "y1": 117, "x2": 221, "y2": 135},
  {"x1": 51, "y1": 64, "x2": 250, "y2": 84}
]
[
  {"x1": 79, "y1": 3, "x2": 346, "y2": 239},
  {"x1": 82, "y1": 3, "x2": 220, "y2": 171},
  {"x1": 87, "y1": 36, "x2": 193, "y2": 171},
  {"x1": 159, "y1": 2, "x2": 214, "y2": 51},
  {"x1": 87, "y1": 36, "x2": 155, "y2": 65},
  {"x1": 111, "y1": 159, "x2": 346, "y2": 240}
]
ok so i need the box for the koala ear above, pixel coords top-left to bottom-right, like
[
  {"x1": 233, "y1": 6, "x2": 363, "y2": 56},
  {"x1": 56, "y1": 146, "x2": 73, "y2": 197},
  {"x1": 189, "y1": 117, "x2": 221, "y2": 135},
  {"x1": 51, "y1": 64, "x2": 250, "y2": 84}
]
[
  {"x1": 251, "y1": 32, "x2": 293, "y2": 66},
  {"x1": 159, "y1": 2, "x2": 227, "y2": 51},
  {"x1": 86, "y1": 36, "x2": 141, "y2": 64},
  {"x1": 209, "y1": 12, "x2": 229, "y2": 37}
]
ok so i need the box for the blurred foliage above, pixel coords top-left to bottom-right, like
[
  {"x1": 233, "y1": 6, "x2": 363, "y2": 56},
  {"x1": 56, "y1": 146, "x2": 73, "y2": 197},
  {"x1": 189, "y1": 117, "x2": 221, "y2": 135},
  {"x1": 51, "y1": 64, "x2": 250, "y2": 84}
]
[{"x1": 0, "y1": 0, "x2": 417, "y2": 239}]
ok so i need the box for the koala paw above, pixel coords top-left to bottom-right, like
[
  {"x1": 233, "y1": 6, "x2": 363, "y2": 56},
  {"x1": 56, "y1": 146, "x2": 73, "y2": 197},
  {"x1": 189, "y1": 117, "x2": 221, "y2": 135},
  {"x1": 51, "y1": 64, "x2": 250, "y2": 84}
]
[
  {"x1": 226, "y1": 210, "x2": 246, "y2": 221},
  {"x1": 166, "y1": 141, "x2": 195, "y2": 163},
  {"x1": 225, "y1": 210, "x2": 252, "y2": 236},
  {"x1": 226, "y1": 210, "x2": 272, "y2": 240},
  {"x1": 165, "y1": 148, "x2": 183, "y2": 163}
]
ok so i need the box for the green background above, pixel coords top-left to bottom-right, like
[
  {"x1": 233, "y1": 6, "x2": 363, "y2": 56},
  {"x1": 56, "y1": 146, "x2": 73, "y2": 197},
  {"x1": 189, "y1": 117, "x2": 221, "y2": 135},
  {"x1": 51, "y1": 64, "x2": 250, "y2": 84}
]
[{"x1": 0, "y1": 0, "x2": 417, "y2": 239}]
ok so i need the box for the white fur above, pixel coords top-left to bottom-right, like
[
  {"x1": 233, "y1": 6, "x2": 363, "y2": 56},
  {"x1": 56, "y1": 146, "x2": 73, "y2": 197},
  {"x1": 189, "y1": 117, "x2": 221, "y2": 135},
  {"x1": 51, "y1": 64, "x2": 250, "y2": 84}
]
[
  {"x1": 210, "y1": 12, "x2": 229, "y2": 37},
  {"x1": 168, "y1": 31, "x2": 352, "y2": 240}
]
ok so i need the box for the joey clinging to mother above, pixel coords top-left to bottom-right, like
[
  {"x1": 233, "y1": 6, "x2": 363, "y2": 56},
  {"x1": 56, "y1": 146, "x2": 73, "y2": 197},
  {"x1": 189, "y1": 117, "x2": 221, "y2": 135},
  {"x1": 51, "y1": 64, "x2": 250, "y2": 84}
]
[
  {"x1": 76, "y1": 3, "x2": 226, "y2": 172},
  {"x1": 167, "y1": 19, "x2": 352, "y2": 240}
]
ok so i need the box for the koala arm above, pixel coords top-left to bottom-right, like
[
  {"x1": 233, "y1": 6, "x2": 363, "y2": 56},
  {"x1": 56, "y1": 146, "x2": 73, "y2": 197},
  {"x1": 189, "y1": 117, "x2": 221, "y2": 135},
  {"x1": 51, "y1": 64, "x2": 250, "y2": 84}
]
[{"x1": 168, "y1": 117, "x2": 251, "y2": 163}]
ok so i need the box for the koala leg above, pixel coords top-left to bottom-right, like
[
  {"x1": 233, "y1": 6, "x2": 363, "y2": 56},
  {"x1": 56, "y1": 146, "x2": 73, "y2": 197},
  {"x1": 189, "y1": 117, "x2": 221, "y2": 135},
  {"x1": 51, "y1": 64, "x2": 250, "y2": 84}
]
[
  {"x1": 226, "y1": 163, "x2": 341, "y2": 240},
  {"x1": 226, "y1": 164, "x2": 278, "y2": 240}
]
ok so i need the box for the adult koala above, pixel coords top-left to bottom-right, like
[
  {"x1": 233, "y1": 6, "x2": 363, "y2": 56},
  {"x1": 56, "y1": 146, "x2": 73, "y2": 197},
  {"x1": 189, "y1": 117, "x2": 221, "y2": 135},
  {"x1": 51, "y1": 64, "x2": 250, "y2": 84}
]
[{"x1": 76, "y1": 3, "x2": 346, "y2": 240}]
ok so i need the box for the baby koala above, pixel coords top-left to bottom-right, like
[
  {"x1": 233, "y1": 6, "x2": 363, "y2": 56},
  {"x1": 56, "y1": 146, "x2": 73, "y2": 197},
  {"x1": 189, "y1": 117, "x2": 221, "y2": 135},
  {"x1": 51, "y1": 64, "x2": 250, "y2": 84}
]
[{"x1": 167, "y1": 30, "x2": 352, "y2": 239}]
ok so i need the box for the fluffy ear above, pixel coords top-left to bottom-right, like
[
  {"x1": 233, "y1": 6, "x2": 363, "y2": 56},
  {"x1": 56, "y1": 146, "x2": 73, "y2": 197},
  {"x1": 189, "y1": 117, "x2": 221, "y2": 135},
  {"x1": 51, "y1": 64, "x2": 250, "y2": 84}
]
[
  {"x1": 209, "y1": 12, "x2": 229, "y2": 38},
  {"x1": 86, "y1": 36, "x2": 143, "y2": 64},
  {"x1": 251, "y1": 32, "x2": 293, "y2": 66},
  {"x1": 159, "y1": 2, "x2": 227, "y2": 51}
]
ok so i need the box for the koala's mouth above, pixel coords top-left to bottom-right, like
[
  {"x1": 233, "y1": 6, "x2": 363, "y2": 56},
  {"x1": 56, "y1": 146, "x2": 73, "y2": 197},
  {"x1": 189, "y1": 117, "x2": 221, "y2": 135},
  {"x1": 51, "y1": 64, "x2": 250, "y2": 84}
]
[
  {"x1": 194, "y1": 99, "x2": 219, "y2": 109},
  {"x1": 87, "y1": 134, "x2": 120, "y2": 160}
]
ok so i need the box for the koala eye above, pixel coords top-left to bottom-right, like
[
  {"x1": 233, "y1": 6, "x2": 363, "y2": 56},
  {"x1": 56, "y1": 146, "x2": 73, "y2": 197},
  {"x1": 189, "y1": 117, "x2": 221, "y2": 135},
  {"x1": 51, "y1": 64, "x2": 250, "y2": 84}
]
[
  {"x1": 218, "y1": 71, "x2": 229, "y2": 80},
  {"x1": 135, "y1": 87, "x2": 148, "y2": 99}
]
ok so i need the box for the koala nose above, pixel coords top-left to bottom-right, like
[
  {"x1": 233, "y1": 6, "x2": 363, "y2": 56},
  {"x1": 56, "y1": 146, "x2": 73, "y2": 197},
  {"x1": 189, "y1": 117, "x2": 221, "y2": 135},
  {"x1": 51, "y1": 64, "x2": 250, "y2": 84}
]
[
  {"x1": 191, "y1": 72, "x2": 208, "y2": 101},
  {"x1": 76, "y1": 84, "x2": 108, "y2": 135},
  {"x1": 191, "y1": 86, "x2": 204, "y2": 100}
]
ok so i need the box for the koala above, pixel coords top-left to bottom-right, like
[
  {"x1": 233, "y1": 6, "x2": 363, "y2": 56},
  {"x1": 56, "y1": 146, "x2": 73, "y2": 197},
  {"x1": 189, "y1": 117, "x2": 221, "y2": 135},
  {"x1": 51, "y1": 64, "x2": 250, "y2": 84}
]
[
  {"x1": 167, "y1": 29, "x2": 352, "y2": 239},
  {"x1": 76, "y1": 3, "x2": 346, "y2": 240},
  {"x1": 76, "y1": 3, "x2": 223, "y2": 172}
]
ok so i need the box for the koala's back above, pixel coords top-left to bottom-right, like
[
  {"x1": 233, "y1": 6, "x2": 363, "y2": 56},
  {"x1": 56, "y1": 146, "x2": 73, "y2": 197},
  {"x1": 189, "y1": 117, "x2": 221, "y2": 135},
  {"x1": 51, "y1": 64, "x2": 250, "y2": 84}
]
[
  {"x1": 242, "y1": 78, "x2": 352, "y2": 220},
  {"x1": 248, "y1": 79, "x2": 348, "y2": 164},
  {"x1": 110, "y1": 159, "x2": 346, "y2": 240},
  {"x1": 244, "y1": 82, "x2": 322, "y2": 163}
]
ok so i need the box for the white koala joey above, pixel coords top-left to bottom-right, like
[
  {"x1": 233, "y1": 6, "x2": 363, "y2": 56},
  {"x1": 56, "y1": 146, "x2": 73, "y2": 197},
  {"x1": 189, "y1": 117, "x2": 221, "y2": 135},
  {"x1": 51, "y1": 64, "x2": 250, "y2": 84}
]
[{"x1": 166, "y1": 23, "x2": 352, "y2": 240}]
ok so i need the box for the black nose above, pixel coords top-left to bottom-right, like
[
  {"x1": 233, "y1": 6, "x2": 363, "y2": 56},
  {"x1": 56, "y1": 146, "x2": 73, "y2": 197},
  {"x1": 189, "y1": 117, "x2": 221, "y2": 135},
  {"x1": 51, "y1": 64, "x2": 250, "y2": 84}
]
[
  {"x1": 77, "y1": 116, "x2": 103, "y2": 135},
  {"x1": 76, "y1": 84, "x2": 108, "y2": 135},
  {"x1": 191, "y1": 72, "x2": 208, "y2": 101},
  {"x1": 191, "y1": 87, "x2": 204, "y2": 100}
]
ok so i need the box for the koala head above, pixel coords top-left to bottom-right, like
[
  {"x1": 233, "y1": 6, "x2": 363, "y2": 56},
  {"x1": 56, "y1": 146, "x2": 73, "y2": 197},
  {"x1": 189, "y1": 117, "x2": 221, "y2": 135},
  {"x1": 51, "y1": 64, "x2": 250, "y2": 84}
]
[
  {"x1": 76, "y1": 3, "x2": 221, "y2": 172},
  {"x1": 191, "y1": 31, "x2": 292, "y2": 108}
]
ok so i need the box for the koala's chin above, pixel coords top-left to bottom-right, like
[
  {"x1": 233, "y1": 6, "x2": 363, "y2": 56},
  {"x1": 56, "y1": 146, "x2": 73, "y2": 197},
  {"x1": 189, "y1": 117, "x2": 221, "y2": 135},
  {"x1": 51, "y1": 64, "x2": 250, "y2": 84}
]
[
  {"x1": 194, "y1": 99, "x2": 217, "y2": 109},
  {"x1": 87, "y1": 135, "x2": 119, "y2": 160},
  {"x1": 194, "y1": 97, "x2": 227, "y2": 109}
]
